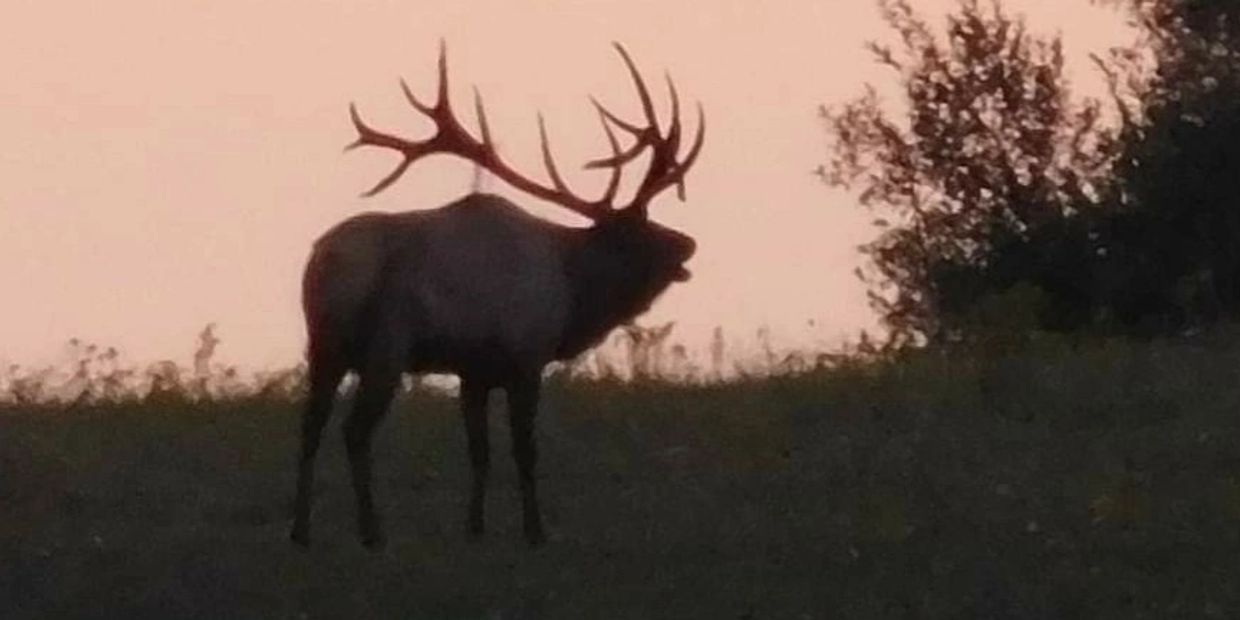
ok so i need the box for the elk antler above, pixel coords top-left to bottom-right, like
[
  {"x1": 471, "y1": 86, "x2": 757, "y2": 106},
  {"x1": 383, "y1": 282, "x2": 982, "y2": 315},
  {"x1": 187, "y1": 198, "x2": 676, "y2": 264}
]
[
  {"x1": 347, "y1": 40, "x2": 705, "y2": 221},
  {"x1": 586, "y1": 43, "x2": 706, "y2": 217}
]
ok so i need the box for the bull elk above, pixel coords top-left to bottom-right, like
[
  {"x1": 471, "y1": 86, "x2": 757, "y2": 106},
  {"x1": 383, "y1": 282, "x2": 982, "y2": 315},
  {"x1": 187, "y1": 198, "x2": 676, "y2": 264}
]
[{"x1": 290, "y1": 41, "x2": 704, "y2": 548}]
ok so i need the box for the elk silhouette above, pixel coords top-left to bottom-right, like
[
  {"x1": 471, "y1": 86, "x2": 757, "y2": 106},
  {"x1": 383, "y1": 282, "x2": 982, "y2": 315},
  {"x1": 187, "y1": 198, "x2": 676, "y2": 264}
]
[{"x1": 290, "y1": 41, "x2": 704, "y2": 548}]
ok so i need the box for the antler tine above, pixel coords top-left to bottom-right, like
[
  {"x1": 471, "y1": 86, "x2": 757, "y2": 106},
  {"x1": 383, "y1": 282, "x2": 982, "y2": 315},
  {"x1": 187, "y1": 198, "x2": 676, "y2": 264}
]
[
  {"x1": 590, "y1": 95, "x2": 643, "y2": 136},
  {"x1": 436, "y1": 39, "x2": 450, "y2": 110},
  {"x1": 583, "y1": 117, "x2": 649, "y2": 169},
  {"x1": 536, "y1": 114, "x2": 573, "y2": 195},
  {"x1": 399, "y1": 40, "x2": 449, "y2": 116},
  {"x1": 345, "y1": 103, "x2": 381, "y2": 151},
  {"x1": 347, "y1": 103, "x2": 426, "y2": 196},
  {"x1": 673, "y1": 102, "x2": 707, "y2": 201},
  {"x1": 400, "y1": 79, "x2": 434, "y2": 115},
  {"x1": 361, "y1": 158, "x2": 415, "y2": 198},
  {"x1": 596, "y1": 106, "x2": 624, "y2": 204},
  {"x1": 473, "y1": 86, "x2": 493, "y2": 148},
  {"x1": 664, "y1": 73, "x2": 682, "y2": 157},
  {"x1": 663, "y1": 74, "x2": 686, "y2": 201},
  {"x1": 612, "y1": 42, "x2": 659, "y2": 135}
]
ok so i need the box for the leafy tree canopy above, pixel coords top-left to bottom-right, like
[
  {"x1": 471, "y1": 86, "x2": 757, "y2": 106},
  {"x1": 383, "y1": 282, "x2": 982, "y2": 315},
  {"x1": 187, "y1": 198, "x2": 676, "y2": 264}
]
[{"x1": 820, "y1": 0, "x2": 1119, "y2": 345}]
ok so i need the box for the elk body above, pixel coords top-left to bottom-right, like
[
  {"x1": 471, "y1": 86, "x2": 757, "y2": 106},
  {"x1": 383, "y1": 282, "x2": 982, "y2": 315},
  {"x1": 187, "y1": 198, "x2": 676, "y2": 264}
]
[{"x1": 290, "y1": 42, "x2": 705, "y2": 548}]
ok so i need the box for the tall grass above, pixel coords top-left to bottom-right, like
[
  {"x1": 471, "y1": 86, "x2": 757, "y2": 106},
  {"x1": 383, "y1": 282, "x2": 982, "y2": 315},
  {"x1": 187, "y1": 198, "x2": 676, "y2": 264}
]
[
  {"x1": 1, "y1": 321, "x2": 869, "y2": 407},
  {"x1": 6, "y1": 324, "x2": 1240, "y2": 616},
  {"x1": 1, "y1": 324, "x2": 298, "y2": 406}
]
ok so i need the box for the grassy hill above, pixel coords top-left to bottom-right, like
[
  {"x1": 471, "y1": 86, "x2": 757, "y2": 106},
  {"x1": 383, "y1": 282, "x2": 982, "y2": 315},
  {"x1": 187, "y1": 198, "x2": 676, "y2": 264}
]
[{"x1": 4, "y1": 334, "x2": 1240, "y2": 618}]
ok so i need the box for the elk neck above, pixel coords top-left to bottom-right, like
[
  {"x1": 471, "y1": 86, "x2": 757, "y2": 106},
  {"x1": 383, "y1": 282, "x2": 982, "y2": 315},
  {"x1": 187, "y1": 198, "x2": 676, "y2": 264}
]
[{"x1": 556, "y1": 220, "x2": 680, "y2": 359}]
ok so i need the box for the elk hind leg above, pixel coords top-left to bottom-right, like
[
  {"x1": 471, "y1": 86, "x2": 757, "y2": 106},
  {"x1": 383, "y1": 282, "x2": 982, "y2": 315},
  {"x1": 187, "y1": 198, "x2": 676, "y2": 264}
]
[
  {"x1": 460, "y1": 377, "x2": 490, "y2": 537},
  {"x1": 508, "y1": 374, "x2": 545, "y2": 545},
  {"x1": 290, "y1": 353, "x2": 346, "y2": 547},
  {"x1": 344, "y1": 365, "x2": 401, "y2": 549}
]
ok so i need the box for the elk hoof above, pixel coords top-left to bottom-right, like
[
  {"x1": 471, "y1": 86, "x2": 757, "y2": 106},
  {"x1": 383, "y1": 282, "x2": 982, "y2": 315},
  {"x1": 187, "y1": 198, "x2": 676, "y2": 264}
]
[
  {"x1": 290, "y1": 523, "x2": 311, "y2": 547},
  {"x1": 524, "y1": 526, "x2": 546, "y2": 547},
  {"x1": 360, "y1": 530, "x2": 387, "y2": 551}
]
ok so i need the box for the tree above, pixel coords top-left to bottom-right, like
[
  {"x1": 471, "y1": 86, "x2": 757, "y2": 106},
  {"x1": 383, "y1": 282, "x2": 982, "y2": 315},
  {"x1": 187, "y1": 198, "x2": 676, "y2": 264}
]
[
  {"x1": 1091, "y1": 0, "x2": 1240, "y2": 330},
  {"x1": 820, "y1": 0, "x2": 1119, "y2": 346}
]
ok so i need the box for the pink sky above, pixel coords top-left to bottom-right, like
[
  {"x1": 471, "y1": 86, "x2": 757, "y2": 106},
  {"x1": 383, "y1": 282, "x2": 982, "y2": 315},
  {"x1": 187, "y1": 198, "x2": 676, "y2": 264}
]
[{"x1": 1, "y1": 1, "x2": 1134, "y2": 370}]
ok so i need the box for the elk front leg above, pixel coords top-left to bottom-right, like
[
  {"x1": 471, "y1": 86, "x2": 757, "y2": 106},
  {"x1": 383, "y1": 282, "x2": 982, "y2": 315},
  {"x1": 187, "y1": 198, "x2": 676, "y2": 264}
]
[
  {"x1": 460, "y1": 377, "x2": 490, "y2": 538},
  {"x1": 508, "y1": 374, "x2": 545, "y2": 545},
  {"x1": 290, "y1": 356, "x2": 346, "y2": 547},
  {"x1": 343, "y1": 365, "x2": 401, "y2": 550}
]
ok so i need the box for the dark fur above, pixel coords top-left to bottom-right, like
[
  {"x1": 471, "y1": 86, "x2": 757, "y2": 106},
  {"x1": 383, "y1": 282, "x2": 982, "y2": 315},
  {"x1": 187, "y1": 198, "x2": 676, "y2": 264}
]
[{"x1": 291, "y1": 193, "x2": 694, "y2": 548}]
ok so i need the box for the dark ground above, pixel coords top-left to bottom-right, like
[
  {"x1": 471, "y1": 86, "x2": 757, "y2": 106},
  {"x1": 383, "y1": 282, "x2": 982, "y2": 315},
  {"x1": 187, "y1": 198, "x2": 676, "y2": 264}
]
[{"x1": 3, "y1": 339, "x2": 1240, "y2": 618}]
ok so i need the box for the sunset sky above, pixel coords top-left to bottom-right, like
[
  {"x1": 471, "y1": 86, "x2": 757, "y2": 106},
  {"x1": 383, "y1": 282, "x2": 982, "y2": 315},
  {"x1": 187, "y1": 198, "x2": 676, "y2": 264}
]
[{"x1": 2, "y1": 0, "x2": 1135, "y2": 371}]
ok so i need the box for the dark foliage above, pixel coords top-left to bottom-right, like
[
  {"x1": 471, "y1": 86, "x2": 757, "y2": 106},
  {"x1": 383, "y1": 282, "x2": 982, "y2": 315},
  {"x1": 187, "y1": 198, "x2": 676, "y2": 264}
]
[
  {"x1": 820, "y1": 0, "x2": 1118, "y2": 345},
  {"x1": 1092, "y1": 0, "x2": 1240, "y2": 331}
]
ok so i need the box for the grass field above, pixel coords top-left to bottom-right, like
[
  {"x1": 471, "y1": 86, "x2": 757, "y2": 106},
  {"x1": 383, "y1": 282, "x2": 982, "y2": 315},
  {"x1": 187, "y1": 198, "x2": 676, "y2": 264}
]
[{"x1": 4, "y1": 336, "x2": 1240, "y2": 619}]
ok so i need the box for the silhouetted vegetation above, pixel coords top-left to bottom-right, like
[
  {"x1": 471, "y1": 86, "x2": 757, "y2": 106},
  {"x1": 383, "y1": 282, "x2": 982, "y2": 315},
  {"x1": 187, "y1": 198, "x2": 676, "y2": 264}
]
[
  {"x1": 820, "y1": 0, "x2": 1119, "y2": 346},
  {"x1": 1, "y1": 326, "x2": 305, "y2": 407},
  {"x1": 823, "y1": 0, "x2": 1240, "y2": 344},
  {"x1": 1090, "y1": 0, "x2": 1240, "y2": 332},
  {"x1": 0, "y1": 323, "x2": 851, "y2": 408}
]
